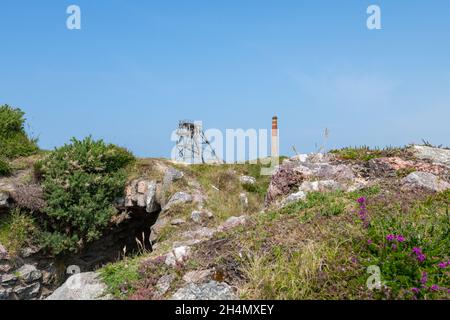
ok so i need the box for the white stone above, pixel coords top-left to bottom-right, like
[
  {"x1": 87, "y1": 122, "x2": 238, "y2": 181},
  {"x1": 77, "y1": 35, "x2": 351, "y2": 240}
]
[
  {"x1": 165, "y1": 246, "x2": 191, "y2": 267},
  {"x1": 46, "y1": 272, "x2": 111, "y2": 300},
  {"x1": 411, "y1": 145, "x2": 450, "y2": 167},
  {"x1": 171, "y1": 281, "x2": 236, "y2": 300},
  {"x1": 282, "y1": 191, "x2": 307, "y2": 207},
  {"x1": 239, "y1": 176, "x2": 256, "y2": 185},
  {"x1": 402, "y1": 171, "x2": 450, "y2": 192}
]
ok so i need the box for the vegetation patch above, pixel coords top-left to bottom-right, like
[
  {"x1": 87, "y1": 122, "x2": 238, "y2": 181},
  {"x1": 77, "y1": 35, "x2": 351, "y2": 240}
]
[
  {"x1": 100, "y1": 257, "x2": 141, "y2": 298},
  {"x1": 0, "y1": 208, "x2": 39, "y2": 256},
  {"x1": 0, "y1": 105, "x2": 38, "y2": 176},
  {"x1": 357, "y1": 191, "x2": 450, "y2": 299},
  {"x1": 0, "y1": 158, "x2": 12, "y2": 176},
  {"x1": 180, "y1": 162, "x2": 271, "y2": 221},
  {"x1": 37, "y1": 136, "x2": 135, "y2": 255},
  {"x1": 330, "y1": 146, "x2": 410, "y2": 161},
  {"x1": 188, "y1": 183, "x2": 448, "y2": 300}
]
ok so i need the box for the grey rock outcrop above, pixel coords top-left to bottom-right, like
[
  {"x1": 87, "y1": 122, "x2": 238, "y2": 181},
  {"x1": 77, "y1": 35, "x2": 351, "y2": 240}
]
[
  {"x1": 171, "y1": 281, "x2": 236, "y2": 300},
  {"x1": 123, "y1": 179, "x2": 161, "y2": 213},
  {"x1": 411, "y1": 145, "x2": 450, "y2": 167},
  {"x1": 265, "y1": 153, "x2": 356, "y2": 206},
  {"x1": 163, "y1": 192, "x2": 193, "y2": 211},
  {"x1": 163, "y1": 168, "x2": 184, "y2": 187},
  {"x1": 402, "y1": 172, "x2": 450, "y2": 192},
  {"x1": 282, "y1": 191, "x2": 306, "y2": 207},
  {"x1": 16, "y1": 264, "x2": 42, "y2": 283},
  {"x1": 46, "y1": 272, "x2": 110, "y2": 300},
  {"x1": 1, "y1": 264, "x2": 43, "y2": 300}
]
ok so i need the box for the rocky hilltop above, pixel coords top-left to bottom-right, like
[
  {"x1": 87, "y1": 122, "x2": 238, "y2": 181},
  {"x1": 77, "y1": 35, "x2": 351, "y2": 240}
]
[{"x1": 1, "y1": 144, "x2": 449, "y2": 300}]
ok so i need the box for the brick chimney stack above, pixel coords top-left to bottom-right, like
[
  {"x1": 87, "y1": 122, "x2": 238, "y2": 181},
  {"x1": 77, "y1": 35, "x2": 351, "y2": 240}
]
[{"x1": 271, "y1": 116, "x2": 279, "y2": 159}]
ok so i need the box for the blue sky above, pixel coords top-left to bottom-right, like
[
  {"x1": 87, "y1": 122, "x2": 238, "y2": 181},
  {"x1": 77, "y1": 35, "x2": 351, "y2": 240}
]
[{"x1": 1, "y1": 0, "x2": 449, "y2": 158}]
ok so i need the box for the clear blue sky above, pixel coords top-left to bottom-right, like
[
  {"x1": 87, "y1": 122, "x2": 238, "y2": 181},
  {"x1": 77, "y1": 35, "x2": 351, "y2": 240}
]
[{"x1": 1, "y1": 0, "x2": 449, "y2": 158}]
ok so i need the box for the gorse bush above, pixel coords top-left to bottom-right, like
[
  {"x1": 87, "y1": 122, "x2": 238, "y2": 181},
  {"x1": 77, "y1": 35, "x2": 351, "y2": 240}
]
[
  {"x1": 0, "y1": 105, "x2": 38, "y2": 176},
  {"x1": 38, "y1": 136, "x2": 135, "y2": 254}
]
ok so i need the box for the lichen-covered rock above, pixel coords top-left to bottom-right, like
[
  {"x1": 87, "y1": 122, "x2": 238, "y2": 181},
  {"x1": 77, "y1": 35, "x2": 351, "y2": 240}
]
[
  {"x1": 150, "y1": 217, "x2": 169, "y2": 243},
  {"x1": 171, "y1": 281, "x2": 236, "y2": 300},
  {"x1": 281, "y1": 191, "x2": 306, "y2": 207},
  {"x1": 0, "y1": 263, "x2": 12, "y2": 273},
  {"x1": 369, "y1": 157, "x2": 447, "y2": 176},
  {"x1": 411, "y1": 145, "x2": 450, "y2": 167},
  {"x1": 218, "y1": 216, "x2": 247, "y2": 232},
  {"x1": 0, "y1": 288, "x2": 12, "y2": 300},
  {"x1": 156, "y1": 274, "x2": 175, "y2": 295},
  {"x1": 402, "y1": 172, "x2": 450, "y2": 192},
  {"x1": 299, "y1": 180, "x2": 342, "y2": 193},
  {"x1": 163, "y1": 192, "x2": 193, "y2": 211},
  {"x1": 124, "y1": 179, "x2": 160, "y2": 213},
  {"x1": 46, "y1": 272, "x2": 110, "y2": 300},
  {"x1": 265, "y1": 154, "x2": 355, "y2": 206},
  {"x1": 183, "y1": 269, "x2": 213, "y2": 284},
  {"x1": 240, "y1": 176, "x2": 256, "y2": 186},
  {"x1": 165, "y1": 246, "x2": 191, "y2": 267},
  {"x1": 265, "y1": 162, "x2": 305, "y2": 205},
  {"x1": 182, "y1": 227, "x2": 216, "y2": 241},
  {"x1": 191, "y1": 210, "x2": 213, "y2": 224},
  {"x1": 163, "y1": 168, "x2": 184, "y2": 187},
  {"x1": 0, "y1": 273, "x2": 17, "y2": 286},
  {"x1": 13, "y1": 282, "x2": 40, "y2": 300},
  {"x1": 16, "y1": 264, "x2": 42, "y2": 283},
  {"x1": 145, "y1": 180, "x2": 159, "y2": 213}
]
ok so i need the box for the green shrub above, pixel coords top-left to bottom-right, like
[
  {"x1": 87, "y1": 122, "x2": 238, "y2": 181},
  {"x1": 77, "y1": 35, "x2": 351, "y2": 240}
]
[
  {"x1": 39, "y1": 136, "x2": 135, "y2": 255},
  {"x1": 0, "y1": 208, "x2": 39, "y2": 256},
  {"x1": 0, "y1": 158, "x2": 12, "y2": 176},
  {"x1": 0, "y1": 105, "x2": 38, "y2": 159}
]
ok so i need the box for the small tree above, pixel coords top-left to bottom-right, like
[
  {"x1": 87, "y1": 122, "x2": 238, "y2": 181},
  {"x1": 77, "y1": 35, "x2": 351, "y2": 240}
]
[{"x1": 39, "y1": 137, "x2": 135, "y2": 254}]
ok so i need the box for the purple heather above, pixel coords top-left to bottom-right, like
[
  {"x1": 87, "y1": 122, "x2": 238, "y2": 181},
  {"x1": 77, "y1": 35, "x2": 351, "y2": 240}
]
[{"x1": 430, "y1": 285, "x2": 440, "y2": 292}]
